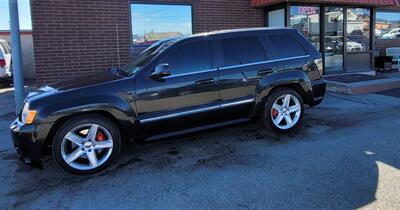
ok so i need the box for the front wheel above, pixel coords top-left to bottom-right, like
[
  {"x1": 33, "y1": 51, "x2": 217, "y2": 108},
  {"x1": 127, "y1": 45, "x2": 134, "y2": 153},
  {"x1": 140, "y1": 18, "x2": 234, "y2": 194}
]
[
  {"x1": 262, "y1": 88, "x2": 304, "y2": 133},
  {"x1": 52, "y1": 114, "x2": 121, "y2": 174}
]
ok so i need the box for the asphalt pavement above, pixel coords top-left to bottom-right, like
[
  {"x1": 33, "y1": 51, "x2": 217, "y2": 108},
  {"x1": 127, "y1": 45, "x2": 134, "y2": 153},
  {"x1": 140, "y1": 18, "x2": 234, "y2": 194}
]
[{"x1": 0, "y1": 87, "x2": 399, "y2": 210}]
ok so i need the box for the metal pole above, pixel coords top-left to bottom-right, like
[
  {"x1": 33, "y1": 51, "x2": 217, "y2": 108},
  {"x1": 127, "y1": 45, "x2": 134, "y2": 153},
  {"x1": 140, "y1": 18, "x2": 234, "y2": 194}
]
[{"x1": 8, "y1": 0, "x2": 25, "y2": 113}]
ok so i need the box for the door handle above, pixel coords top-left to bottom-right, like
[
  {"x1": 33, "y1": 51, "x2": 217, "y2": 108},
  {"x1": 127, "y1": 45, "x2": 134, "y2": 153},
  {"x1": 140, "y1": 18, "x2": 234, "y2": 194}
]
[
  {"x1": 195, "y1": 79, "x2": 214, "y2": 85},
  {"x1": 258, "y1": 69, "x2": 273, "y2": 75}
]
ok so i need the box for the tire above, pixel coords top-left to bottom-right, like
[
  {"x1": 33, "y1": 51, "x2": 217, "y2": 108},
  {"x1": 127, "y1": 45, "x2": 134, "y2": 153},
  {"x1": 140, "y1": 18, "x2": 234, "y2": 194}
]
[
  {"x1": 52, "y1": 114, "x2": 121, "y2": 175},
  {"x1": 262, "y1": 87, "x2": 304, "y2": 133}
]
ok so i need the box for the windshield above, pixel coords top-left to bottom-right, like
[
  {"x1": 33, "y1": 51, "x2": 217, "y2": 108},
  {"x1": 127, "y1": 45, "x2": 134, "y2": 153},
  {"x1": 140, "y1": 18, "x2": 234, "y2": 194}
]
[{"x1": 119, "y1": 39, "x2": 176, "y2": 74}]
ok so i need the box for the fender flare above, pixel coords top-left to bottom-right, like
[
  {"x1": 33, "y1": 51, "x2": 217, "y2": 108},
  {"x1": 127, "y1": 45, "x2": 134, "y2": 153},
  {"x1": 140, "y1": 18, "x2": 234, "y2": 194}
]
[
  {"x1": 253, "y1": 70, "x2": 313, "y2": 115},
  {"x1": 37, "y1": 94, "x2": 137, "y2": 142}
]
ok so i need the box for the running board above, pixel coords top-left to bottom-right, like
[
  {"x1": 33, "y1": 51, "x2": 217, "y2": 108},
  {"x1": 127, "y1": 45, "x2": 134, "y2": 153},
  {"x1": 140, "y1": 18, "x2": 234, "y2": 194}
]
[{"x1": 145, "y1": 118, "x2": 250, "y2": 142}]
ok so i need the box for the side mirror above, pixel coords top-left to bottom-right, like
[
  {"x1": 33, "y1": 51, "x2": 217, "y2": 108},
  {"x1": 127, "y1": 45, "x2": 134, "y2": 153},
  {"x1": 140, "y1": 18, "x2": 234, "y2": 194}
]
[{"x1": 151, "y1": 63, "x2": 171, "y2": 80}]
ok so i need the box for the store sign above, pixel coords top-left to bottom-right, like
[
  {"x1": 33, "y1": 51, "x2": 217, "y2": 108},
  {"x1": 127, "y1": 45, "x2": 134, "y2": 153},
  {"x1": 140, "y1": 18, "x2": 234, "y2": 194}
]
[{"x1": 298, "y1": 7, "x2": 318, "y2": 15}]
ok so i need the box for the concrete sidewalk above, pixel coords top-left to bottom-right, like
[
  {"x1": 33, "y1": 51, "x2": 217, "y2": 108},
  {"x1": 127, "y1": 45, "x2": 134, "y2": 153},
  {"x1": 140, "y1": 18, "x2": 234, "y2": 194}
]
[{"x1": 326, "y1": 71, "x2": 400, "y2": 95}]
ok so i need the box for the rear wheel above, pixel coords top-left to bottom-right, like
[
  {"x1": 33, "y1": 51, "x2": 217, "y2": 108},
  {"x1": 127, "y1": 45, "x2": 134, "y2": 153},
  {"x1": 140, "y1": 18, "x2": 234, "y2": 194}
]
[
  {"x1": 52, "y1": 114, "x2": 121, "y2": 174},
  {"x1": 262, "y1": 88, "x2": 304, "y2": 133}
]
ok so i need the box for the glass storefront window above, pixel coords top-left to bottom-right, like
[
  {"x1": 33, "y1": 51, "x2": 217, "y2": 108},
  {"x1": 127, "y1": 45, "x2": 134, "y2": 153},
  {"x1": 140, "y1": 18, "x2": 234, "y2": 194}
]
[
  {"x1": 290, "y1": 6, "x2": 320, "y2": 50},
  {"x1": 130, "y1": 3, "x2": 192, "y2": 54},
  {"x1": 324, "y1": 7, "x2": 344, "y2": 73},
  {"x1": 268, "y1": 9, "x2": 285, "y2": 27},
  {"x1": 346, "y1": 8, "x2": 370, "y2": 52},
  {"x1": 376, "y1": 11, "x2": 400, "y2": 39}
]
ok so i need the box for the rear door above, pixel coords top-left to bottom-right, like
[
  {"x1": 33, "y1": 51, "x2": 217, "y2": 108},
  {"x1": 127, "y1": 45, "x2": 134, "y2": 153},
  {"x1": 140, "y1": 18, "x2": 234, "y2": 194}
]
[
  {"x1": 135, "y1": 38, "x2": 220, "y2": 136},
  {"x1": 216, "y1": 33, "x2": 275, "y2": 121}
]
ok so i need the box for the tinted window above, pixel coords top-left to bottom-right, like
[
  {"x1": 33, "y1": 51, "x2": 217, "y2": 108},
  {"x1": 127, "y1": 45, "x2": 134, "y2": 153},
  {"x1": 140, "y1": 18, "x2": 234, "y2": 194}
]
[
  {"x1": 162, "y1": 41, "x2": 211, "y2": 75},
  {"x1": 268, "y1": 34, "x2": 306, "y2": 58},
  {"x1": 221, "y1": 36, "x2": 265, "y2": 67}
]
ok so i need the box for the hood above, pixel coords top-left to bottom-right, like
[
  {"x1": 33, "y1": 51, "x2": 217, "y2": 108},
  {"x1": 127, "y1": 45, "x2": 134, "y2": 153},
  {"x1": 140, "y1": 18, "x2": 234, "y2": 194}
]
[
  {"x1": 48, "y1": 69, "x2": 124, "y2": 91},
  {"x1": 27, "y1": 70, "x2": 125, "y2": 100}
]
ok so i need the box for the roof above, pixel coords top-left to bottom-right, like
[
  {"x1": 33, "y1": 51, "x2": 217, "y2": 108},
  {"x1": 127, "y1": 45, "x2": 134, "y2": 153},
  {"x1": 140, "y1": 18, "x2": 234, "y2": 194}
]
[
  {"x1": 192, "y1": 27, "x2": 295, "y2": 38},
  {"x1": 251, "y1": 0, "x2": 400, "y2": 7},
  {"x1": 162, "y1": 27, "x2": 293, "y2": 43}
]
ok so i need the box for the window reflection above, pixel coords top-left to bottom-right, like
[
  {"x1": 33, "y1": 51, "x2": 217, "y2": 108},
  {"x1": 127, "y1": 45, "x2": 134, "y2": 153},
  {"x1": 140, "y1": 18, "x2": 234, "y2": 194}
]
[
  {"x1": 346, "y1": 8, "x2": 370, "y2": 52},
  {"x1": 376, "y1": 11, "x2": 400, "y2": 39},
  {"x1": 130, "y1": 4, "x2": 193, "y2": 55},
  {"x1": 325, "y1": 7, "x2": 344, "y2": 73},
  {"x1": 290, "y1": 6, "x2": 320, "y2": 50}
]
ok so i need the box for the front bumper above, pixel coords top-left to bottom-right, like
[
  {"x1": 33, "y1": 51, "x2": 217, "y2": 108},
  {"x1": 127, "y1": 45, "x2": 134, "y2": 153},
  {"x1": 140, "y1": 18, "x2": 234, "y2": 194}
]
[
  {"x1": 10, "y1": 119, "x2": 53, "y2": 169},
  {"x1": 309, "y1": 78, "x2": 327, "y2": 106}
]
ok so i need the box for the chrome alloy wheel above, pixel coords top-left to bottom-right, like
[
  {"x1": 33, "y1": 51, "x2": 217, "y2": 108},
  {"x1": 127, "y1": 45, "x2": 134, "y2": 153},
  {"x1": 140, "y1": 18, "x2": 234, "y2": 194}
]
[
  {"x1": 60, "y1": 123, "x2": 113, "y2": 171},
  {"x1": 270, "y1": 94, "x2": 302, "y2": 130}
]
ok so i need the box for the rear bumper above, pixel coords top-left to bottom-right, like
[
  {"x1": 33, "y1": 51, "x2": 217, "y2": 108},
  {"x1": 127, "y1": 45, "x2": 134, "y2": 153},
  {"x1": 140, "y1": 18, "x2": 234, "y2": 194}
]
[
  {"x1": 308, "y1": 78, "x2": 327, "y2": 106},
  {"x1": 0, "y1": 75, "x2": 11, "y2": 83},
  {"x1": 9, "y1": 119, "x2": 53, "y2": 169}
]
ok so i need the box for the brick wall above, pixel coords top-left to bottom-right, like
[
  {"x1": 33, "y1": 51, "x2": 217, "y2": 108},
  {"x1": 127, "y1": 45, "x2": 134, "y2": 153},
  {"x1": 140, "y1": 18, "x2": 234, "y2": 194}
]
[
  {"x1": 31, "y1": 0, "x2": 264, "y2": 86},
  {"x1": 31, "y1": 0, "x2": 132, "y2": 86}
]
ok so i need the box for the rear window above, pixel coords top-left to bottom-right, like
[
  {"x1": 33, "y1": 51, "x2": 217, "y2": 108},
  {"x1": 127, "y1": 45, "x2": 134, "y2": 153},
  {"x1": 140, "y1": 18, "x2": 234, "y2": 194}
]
[
  {"x1": 0, "y1": 42, "x2": 9, "y2": 54},
  {"x1": 268, "y1": 34, "x2": 306, "y2": 59},
  {"x1": 221, "y1": 36, "x2": 266, "y2": 67}
]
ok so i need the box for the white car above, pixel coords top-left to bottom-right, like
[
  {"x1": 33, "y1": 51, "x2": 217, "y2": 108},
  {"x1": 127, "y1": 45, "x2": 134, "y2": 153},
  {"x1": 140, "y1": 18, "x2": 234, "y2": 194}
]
[
  {"x1": 382, "y1": 28, "x2": 400, "y2": 39},
  {"x1": 0, "y1": 39, "x2": 12, "y2": 86},
  {"x1": 346, "y1": 41, "x2": 364, "y2": 52}
]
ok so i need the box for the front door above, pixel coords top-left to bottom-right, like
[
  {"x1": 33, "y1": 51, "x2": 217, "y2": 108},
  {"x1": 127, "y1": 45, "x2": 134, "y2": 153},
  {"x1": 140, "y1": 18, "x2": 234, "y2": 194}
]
[
  {"x1": 324, "y1": 7, "x2": 372, "y2": 74},
  {"x1": 135, "y1": 38, "x2": 220, "y2": 136}
]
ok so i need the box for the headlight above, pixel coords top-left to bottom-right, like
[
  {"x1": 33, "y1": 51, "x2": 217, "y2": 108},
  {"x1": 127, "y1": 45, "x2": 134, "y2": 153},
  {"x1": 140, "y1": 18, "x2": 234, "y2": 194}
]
[{"x1": 21, "y1": 102, "x2": 37, "y2": 124}]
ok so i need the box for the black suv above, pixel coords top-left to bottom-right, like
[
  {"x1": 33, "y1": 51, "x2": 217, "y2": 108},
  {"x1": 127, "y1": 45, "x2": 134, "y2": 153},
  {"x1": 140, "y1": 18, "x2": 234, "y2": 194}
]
[{"x1": 10, "y1": 28, "x2": 326, "y2": 174}]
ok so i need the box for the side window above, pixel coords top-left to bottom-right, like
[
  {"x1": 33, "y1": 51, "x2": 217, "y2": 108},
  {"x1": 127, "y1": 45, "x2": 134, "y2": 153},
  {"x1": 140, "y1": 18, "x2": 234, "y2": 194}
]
[
  {"x1": 268, "y1": 34, "x2": 307, "y2": 58},
  {"x1": 221, "y1": 36, "x2": 266, "y2": 67},
  {"x1": 162, "y1": 41, "x2": 212, "y2": 75}
]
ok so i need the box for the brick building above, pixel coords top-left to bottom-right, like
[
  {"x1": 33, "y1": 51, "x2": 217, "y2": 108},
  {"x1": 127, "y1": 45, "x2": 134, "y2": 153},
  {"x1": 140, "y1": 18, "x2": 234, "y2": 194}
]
[{"x1": 30, "y1": 0, "x2": 400, "y2": 85}]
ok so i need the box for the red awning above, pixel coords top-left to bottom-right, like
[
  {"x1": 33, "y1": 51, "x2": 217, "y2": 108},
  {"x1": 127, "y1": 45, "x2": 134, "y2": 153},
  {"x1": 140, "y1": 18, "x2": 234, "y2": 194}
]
[{"x1": 251, "y1": 0, "x2": 400, "y2": 7}]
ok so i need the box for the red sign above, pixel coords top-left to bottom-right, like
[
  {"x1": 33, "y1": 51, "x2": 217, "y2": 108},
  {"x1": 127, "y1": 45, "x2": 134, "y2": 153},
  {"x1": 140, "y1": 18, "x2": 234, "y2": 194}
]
[{"x1": 299, "y1": 7, "x2": 318, "y2": 15}]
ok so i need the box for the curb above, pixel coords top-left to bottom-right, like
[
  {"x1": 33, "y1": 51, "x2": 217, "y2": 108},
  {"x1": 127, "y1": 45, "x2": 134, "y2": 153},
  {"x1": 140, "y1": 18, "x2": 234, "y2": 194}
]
[{"x1": 327, "y1": 77, "x2": 400, "y2": 95}]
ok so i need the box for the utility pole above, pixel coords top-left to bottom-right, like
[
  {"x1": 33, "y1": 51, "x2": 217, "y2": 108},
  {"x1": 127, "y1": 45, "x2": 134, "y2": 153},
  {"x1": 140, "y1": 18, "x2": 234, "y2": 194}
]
[{"x1": 8, "y1": 0, "x2": 25, "y2": 112}]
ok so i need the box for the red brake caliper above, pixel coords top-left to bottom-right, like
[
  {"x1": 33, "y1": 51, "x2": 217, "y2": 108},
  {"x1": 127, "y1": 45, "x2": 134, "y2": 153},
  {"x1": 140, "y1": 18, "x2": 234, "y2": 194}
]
[
  {"x1": 96, "y1": 130, "x2": 106, "y2": 141},
  {"x1": 271, "y1": 108, "x2": 278, "y2": 119}
]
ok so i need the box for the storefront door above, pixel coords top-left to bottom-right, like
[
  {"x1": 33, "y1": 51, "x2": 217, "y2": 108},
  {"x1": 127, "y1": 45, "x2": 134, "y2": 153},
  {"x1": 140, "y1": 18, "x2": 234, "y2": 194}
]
[{"x1": 324, "y1": 7, "x2": 372, "y2": 74}]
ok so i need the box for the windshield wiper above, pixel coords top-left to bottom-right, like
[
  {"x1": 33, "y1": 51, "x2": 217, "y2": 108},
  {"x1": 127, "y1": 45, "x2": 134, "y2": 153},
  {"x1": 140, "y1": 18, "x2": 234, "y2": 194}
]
[{"x1": 111, "y1": 67, "x2": 133, "y2": 77}]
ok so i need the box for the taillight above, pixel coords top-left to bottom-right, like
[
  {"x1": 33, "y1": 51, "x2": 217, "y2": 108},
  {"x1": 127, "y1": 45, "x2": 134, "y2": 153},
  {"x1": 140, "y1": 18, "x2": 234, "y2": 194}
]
[
  {"x1": 0, "y1": 59, "x2": 5, "y2": 68},
  {"x1": 314, "y1": 58, "x2": 323, "y2": 76}
]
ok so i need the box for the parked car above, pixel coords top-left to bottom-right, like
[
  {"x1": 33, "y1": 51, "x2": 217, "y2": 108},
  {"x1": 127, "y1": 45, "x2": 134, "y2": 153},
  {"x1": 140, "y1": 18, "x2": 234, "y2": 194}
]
[
  {"x1": 346, "y1": 40, "x2": 365, "y2": 52},
  {"x1": 10, "y1": 28, "x2": 327, "y2": 174},
  {"x1": 382, "y1": 28, "x2": 400, "y2": 39},
  {"x1": 325, "y1": 36, "x2": 343, "y2": 53},
  {"x1": 0, "y1": 39, "x2": 12, "y2": 86}
]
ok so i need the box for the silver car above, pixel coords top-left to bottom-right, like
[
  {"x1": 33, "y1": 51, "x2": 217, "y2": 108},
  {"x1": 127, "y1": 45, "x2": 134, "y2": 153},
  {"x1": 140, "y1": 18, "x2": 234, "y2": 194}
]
[{"x1": 0, "y1": 39, "x2": 12, "y2": 86}]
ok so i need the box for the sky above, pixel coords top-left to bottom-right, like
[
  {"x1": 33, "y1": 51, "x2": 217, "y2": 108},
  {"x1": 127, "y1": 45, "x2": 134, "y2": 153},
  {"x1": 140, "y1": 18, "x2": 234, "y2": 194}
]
[
  {"x1": 0, "y1": 0, "x2": 32, "y2": 30},
  {"x1": 376, "y1": 11, "x2": 400, "y2": 21},
  {"x1": 131, "y1": 3, "x2": 192, "y2": 36}
]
